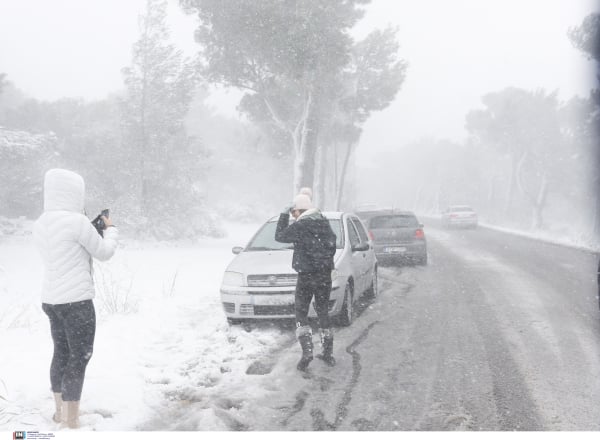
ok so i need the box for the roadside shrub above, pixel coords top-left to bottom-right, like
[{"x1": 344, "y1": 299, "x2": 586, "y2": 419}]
[{"x1": 93, "y1": 263, "x2": 138, "y2": 315}]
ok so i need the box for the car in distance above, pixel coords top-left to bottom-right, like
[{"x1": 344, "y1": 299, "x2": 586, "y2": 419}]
[
  {"x1": 220, "y1": 212, "x2": 378, "y2": 326},
  {"x1": 366, "y1": 211, "x2": 427, "y2": 265},
  {"x1": 441, "y1": 205, "x2": 478, "y2": 228}
]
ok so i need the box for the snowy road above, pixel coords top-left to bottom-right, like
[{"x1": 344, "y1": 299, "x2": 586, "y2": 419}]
[
  {"x1": 1, "y1": 222, "x2": 599, "y2": 431},
  {"x1": 232, "y1": 224, "x2": 600, "y2": 431}
]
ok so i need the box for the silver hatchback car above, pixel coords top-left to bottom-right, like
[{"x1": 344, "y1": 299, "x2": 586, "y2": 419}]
[
  {"x1": 442, "y1": 205, "x2": 478, "y2": 228},
  {"x1": 220, "y1": 212, "x2": 378, "y2": 326},
  {"x1": 367, "y1": 211, "x2": 427, "y2": 266}
]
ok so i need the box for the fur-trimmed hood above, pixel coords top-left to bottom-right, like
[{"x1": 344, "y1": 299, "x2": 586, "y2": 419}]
[{"x1": 296, "y1": 208, "x2": 322, "y2": 221}]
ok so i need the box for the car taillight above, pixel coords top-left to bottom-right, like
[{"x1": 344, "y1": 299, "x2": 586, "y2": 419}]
[
  {"x1": 450, "y1": 214, "x2": 458, "y2": 218},
  {"x1": 415, "y1": 229, "x2": 425, "y2": 239},
  {"x1": 368, "y1": 230, "x2": 374, "y2": 240}
]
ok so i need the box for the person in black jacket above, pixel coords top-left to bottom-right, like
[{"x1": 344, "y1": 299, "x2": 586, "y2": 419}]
[{"x1": 275, "y1": 192, "x2": 337, "y2": 371}]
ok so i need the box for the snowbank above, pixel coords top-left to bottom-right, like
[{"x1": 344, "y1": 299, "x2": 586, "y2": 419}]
[{"x1": 0, "y1": 221, "x2": 297, "y2": 431}]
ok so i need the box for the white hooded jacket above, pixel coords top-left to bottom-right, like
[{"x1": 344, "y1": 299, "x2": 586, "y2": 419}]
[{"x1": 33, "y1": 169, "x2": 118, "y2": 305}]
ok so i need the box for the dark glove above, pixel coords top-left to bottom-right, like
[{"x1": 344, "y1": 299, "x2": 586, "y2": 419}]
[
  {"x1": 91, "y1": 215, "x2": 106, "y2": 237},
  {"x1": 282, "y1": 205, "x2": 294, "y2": 215}
]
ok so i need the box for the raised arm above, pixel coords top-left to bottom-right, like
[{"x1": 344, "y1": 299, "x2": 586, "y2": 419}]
[
  {"x1": 275, "y1": 212, "x2": 301, "y2": 243},
  {"x1": 78, "y1": 215, "x2": 118, "y2": 261}
]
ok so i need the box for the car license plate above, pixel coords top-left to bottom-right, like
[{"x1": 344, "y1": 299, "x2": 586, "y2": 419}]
[
  {"x1": 262, "y1": 297, "x2": 294, "y2": 306},
  {"x1": 384, "y1": 246, "x2": 406, "y2": 253}
]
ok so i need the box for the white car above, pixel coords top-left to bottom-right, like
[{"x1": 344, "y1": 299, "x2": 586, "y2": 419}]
[
  {"x1": 220, "y1": 212, "x2": 378, "y2": 326},
  {"x1": 442, "y1": 205, "x2": 478, "y2": 228}
]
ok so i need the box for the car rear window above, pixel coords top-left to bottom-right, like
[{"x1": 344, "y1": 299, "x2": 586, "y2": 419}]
[
  {"x1": 246, "y1": 219, "x2": 343, "y2": 251},
  {"x1": 450, "y1": 206, "x2": 474, "y2": 212},
  {"x1": 369, "y1": 215, "x2": 418, "y2": 229}
]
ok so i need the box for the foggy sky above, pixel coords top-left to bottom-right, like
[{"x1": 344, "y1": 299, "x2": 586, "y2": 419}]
[{"x1": 0, "y1": 0, "x2": 598, "y2": 164}]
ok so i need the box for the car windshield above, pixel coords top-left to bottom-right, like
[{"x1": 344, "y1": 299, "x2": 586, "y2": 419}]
[
  {"x1": 369, "y1": 215, "x2": 418, "y2": 229},
  {"x1": 245, "y1": 219, "x2": 343, "y2": 251}
]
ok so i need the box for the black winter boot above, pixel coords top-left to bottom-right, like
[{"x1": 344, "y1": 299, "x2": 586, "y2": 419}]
[
  {"x1": 296, "y1": 325, "x2": 314, "y2": 371},
  {"x1": 316, "y1": 328, "x2": 336, "y2": 366}
]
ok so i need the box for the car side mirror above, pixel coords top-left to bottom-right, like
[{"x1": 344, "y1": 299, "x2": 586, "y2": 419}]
[
  {"x1": 352, "y1": 243, "x2": 369, "y2": 252},
  {"x1": 232, "y1": 246, "x2": 243, "y2": 254}
]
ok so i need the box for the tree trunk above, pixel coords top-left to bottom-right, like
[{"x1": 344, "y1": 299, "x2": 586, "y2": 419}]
[
  {"x1": 299, "y1": 89, "x2": 321, "y2": 194},
  {"x1": 300, "y1": 122, "x2": 319, "y2": 192},
  {"x1": 333, "y1": 142, "x2": 339, "y2": 198},
  {"x1": 531, "y1": 174, "x2": 548, "y2": 229},
  {"x1": 594, "y1": 175, "x2": 600, "y2": 237},
  {"x1": 505, "y1": 153, "x2": 521, "y2": 215},
  {"x1": 261, "y1": 94, "x2": 302, "y2": 198},
  {"x1": 315, "y1": 143, "x2": 327, "y2": 209},
  {"x1": 139, "y1": 3, "x2": 151, "y2": 216},
  {"x1": 292, "y1": 145, "x2": 304, "y2": 198},
  {"x1": 515, "y1": 151, "x2": 549, "y2": 230},
  {"x1": 292, "y1": 90, "x2": 313, "y2": 195},
  {"x1": 335, "y1": 140, "x2": 354, "y2": 210}
]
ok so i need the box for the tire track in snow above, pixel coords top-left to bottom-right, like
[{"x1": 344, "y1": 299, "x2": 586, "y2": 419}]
[{"x1": 310, "y1": 320, "x2": 381, "y2": 430}]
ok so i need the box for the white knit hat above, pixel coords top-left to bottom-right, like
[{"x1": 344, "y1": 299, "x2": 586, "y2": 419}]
[
  {"x1": 299, "y1": 187, "x2": 313, "y2": 199},
  {"x1": 293, "y1": 193, "x2": 313, "y2": 211}
]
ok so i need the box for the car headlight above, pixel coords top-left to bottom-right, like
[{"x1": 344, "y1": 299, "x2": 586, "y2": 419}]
[{"x1": 222, "y1": 271, "x2": 245, "y2": 287}]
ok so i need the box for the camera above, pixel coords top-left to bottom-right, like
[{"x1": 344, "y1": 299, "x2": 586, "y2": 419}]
[{"x1": 91, "y1": 209, "x2": 110, "y2": 237}]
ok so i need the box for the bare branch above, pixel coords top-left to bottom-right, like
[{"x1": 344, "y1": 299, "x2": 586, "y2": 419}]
[{"x1": 263, "y1": 96, "x2": 291, "y2": 134}]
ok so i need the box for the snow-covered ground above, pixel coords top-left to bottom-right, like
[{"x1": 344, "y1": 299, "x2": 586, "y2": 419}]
[
  {"x1": 0, "y1": 221, "x2": 300, "y2": 431},
  {"x1": 1, "y1": 216, "x2": 598, "y2": 433}
]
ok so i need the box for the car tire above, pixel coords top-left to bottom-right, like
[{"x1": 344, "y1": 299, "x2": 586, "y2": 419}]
[
  {"x1": 365, "y1": 266, "x2": 378, "y2": 298},
  {"x1": 337, "y1": 283, "x2": 354, "y2": 327},
  {"x1": 227, "y1": 318, "x2": 242, "y2": 325},
  {"x1": 418, "y1": 254, "x2": 428, "y2": 265}
]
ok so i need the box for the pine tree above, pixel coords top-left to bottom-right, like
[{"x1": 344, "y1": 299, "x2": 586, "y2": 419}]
[{"x1": 121, "y1": 0, "x2": 207, "y2": 236}]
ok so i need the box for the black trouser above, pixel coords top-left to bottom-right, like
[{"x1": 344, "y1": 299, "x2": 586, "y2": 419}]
[
  {"x1": 295, "y1": 270, "x2": 332, "y2": 329},
  {"x1": 42, "y1": 300, "x2": 96, "y2": 401}
]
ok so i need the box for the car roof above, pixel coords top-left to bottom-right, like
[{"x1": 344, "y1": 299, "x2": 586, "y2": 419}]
[
  {"x1": 354, "y1": 204, "x2": 379, "y2": 211},
  {"x1": 371, "y1": 211, "x2": 416, "y2": 216},
  {"x1": 267, "y1": 211, "x2": 346, "y2": 222},
  {"x1": 359, "y1": 209, "x2": 416, "y2": 217},
  {"x1": 355, "y1": 208, "x2": 394, "y2": 217},
  {"x1": 447, "y1": 205, "x2": 474, "y2": 210}
]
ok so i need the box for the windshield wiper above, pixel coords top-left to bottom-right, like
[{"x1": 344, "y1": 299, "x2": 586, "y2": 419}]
[{"x1": 247, "y1": 246, "x2": 293, "y2": 251}]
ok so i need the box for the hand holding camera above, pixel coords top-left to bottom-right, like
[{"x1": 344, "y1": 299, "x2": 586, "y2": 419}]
[{"x1": 91, "y1": 209, "x2": 111, "y2": 237}]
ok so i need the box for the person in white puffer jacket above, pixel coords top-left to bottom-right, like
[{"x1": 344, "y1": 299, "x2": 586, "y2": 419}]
[{"x1": 33, "y1": 168, "x2": 118, "y2": 429}]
